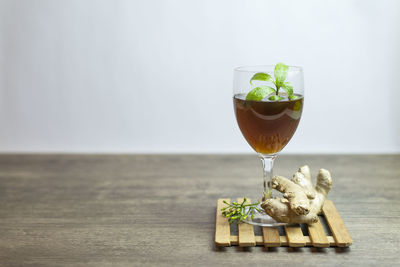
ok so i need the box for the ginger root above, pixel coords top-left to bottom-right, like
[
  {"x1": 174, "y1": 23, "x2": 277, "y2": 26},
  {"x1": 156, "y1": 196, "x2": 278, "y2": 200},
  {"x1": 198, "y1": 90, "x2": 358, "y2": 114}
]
[{"x1": 261, "y1": 165, "x2": 332, "y2": 224}]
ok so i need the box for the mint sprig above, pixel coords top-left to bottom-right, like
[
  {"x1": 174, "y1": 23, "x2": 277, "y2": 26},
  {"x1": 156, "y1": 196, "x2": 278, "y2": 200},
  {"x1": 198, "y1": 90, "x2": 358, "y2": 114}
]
[{"x1": 246, "y1": 63, "x2": 296, "y2": 101}]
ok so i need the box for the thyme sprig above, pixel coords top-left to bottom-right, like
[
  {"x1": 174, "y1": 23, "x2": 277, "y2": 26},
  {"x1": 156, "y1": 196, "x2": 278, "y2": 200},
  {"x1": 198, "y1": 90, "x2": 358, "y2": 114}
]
[{"x1": 221, "y1": 198, "x2": 261, "y2": 224}]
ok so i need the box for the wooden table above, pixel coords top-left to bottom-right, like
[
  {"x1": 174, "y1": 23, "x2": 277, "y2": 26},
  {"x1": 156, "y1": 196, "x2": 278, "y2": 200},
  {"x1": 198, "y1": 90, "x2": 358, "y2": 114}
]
[{"x1": 0, "y1": 154, "x2": 399, "y2": 266}]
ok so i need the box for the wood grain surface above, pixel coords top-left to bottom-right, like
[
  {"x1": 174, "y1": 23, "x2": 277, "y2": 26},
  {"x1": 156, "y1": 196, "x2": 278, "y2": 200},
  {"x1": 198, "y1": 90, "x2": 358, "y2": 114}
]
[{"x1": 0, "y1": 154, "x2": 399, "y2": 266}]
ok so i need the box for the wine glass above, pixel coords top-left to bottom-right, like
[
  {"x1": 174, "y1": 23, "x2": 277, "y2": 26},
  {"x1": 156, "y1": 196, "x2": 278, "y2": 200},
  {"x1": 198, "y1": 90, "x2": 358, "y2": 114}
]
[{"x1": 233, "y1": 64, "x2": 304, "y2": 226}]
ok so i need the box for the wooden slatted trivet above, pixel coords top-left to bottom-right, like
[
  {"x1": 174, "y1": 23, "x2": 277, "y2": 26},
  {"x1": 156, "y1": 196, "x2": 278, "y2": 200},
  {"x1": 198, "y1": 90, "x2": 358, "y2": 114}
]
[{"x1": 215, "y1": 198, "x2": 352, "y2": 248}]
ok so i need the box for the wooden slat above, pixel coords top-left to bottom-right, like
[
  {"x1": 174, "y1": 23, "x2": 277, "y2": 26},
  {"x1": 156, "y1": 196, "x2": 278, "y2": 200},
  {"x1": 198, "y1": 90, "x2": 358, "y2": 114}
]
[
  {"x1": 322, "y1": 200, "x2": 353, "y2": 247},
  {"x1": 231, "y1": 235, "x2": 336, "y2": 246},
  {"x1": 231, "y1": 236, "x2": 264, "y2": 246},
  {"x1": 308, "y1": 219, "x2": 330, "y2": 247},
  {"x1": 262, "y1": 227, "x2": 281, "y2": 247},
  {"x1": 218, "y1": 198, "x2": 351, "y2": 248},
  {"x1": 285, "y1": 225, "x2": 306, "y2": 247},
  {"x1": 237, "y1": 198, "x2": 256, "y2": 247},
  {"x1": 215, "y1": 198, "x2": 231, "y2": 246},
  {"x1": 256, "y1": 236, "x2": 264, "y2": 245},
  {"x1": 326, "y1": 236, "x2": 335, "y2": 245}
]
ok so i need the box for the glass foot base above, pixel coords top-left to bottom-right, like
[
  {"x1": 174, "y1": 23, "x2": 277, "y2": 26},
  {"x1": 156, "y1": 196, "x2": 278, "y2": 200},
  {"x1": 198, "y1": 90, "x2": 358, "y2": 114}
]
[{"x1": 243, "y1": 204, "x2": 288, "y2": 227}]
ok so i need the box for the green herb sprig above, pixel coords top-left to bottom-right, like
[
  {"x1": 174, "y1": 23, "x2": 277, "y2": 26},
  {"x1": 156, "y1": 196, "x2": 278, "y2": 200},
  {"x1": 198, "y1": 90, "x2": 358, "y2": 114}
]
[
  {"x1": 246, "y1": 62, "x2": 299, "y2": 101},
  {"x1": 221, "y1": 198, "x2": 261, "y2": 224}
]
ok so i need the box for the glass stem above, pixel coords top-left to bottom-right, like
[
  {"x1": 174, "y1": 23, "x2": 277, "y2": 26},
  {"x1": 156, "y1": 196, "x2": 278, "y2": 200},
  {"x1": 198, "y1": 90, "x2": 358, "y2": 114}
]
[{"x1": 259, "y1": 154, "x2": 277, "y2": 201}]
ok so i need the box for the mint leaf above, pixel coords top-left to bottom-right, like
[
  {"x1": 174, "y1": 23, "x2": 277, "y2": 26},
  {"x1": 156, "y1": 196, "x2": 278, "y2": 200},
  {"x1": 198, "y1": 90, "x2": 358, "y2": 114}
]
[
  {"x1": 246, "y1": 86, "x2": 275, "y2": 101},
  {"x1": 281, "y1": 82, "x2": 294, "y2": 96},
  {"x1": 250, "y1": 72, "x2": 274, "y2": 85},
  {"x1": 274, "y1": 63, "x2": 289, "y2": 86},
  {"x1": 268, "y1": 95, "x2": 284, "y2": 101},
  {"x1": 246, "y1": 63, "x2": 295, "y2": 102}
]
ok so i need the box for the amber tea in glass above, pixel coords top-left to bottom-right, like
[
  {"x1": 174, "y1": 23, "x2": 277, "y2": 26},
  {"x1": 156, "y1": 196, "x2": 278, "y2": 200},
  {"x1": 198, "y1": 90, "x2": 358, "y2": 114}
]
[
  {"x1": 233, "y1": 65, "x2": 304, "y2": 226},
  {"x1": 234, "y1": 94, "x2": 303, "y2": 154}
]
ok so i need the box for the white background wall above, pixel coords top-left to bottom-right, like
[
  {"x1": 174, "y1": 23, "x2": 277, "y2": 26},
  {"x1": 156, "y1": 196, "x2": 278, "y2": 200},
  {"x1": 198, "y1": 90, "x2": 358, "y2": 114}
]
[{"x1": 1, "y1": 0, "x2": 399, "y2": 153}]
